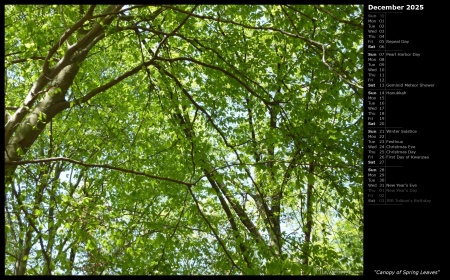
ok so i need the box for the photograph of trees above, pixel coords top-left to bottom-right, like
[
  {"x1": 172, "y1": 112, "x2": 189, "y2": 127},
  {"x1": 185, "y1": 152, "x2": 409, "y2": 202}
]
[{"x1": 4, "y1": 4, "x2": 363, "y2": 275}]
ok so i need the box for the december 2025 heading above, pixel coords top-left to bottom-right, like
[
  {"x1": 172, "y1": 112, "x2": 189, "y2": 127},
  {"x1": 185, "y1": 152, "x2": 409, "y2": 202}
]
[{"x1": 368, "y1": 4, "x2": 424, "y2": 11}]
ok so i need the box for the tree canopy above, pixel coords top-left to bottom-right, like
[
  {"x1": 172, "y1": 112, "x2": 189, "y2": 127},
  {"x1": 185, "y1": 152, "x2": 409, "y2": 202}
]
[{"x1": 4, "y1": 4, "x2": 363, "y2": 275}]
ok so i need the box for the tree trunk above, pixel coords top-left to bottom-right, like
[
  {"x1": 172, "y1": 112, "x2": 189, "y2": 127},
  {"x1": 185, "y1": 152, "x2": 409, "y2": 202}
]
[
  {"x1": 4, "y1": 5, "x2": 123, "y2": 186},
  {"x1": 302, "y1": 162, "x2": 315, "y2": 270}
]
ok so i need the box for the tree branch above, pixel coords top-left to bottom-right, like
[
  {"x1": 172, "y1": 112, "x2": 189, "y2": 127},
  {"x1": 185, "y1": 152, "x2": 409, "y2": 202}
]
[
  {"x1": 313, "y1": 5, "x2": 363, "y2": 29},
  {"x1": 5, "y1": 157, "x2": 193, "y2": 187},
  {"x1": 43, "y1": 5, "x2": 96, "y2": 74},
  {"x1": 186, "y1": 185, "x2": 242, "y2": 273},
  {"x1": 160, "y1": 5, "x2": 325, "y2": 49}
]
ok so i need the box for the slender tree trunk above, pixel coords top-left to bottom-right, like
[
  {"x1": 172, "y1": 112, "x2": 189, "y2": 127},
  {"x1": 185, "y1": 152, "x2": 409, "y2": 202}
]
[
  {"x1": 16, "y1": 226, "x2": 33, "y2": 275},
  {"x1": 302, "y1": 162, "x2": 315, "y2": 270}
]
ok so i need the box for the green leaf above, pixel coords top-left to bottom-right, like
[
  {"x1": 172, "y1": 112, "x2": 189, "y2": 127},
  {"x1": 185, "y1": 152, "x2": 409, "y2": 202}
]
[
  {"x1": 34, "y1": 209, "x2": 42, "y2": 216},
  {"x1": 86, "y1": 239, "x2": 95, "y2": 251},
  {"x1": 116, "y1": 238, "x2": 124, "y2": 246}
]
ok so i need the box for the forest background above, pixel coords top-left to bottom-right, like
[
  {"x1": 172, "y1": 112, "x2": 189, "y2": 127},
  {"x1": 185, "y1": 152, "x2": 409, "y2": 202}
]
[{"x1": 4, "y1": 4, "x2": 363, "y2": 275}]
